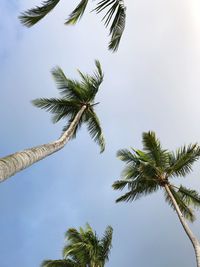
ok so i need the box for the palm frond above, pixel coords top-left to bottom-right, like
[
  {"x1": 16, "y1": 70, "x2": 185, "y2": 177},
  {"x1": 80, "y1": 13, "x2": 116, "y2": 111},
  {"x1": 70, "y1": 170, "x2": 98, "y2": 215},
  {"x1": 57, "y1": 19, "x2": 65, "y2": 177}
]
[
  {"x1": 177, "y1": 185, "x2": 200, "y2": 208},
  {"x1": 85, "y1": 109, "x2": 105, "y2": 153},
  {"x1": 116, "y1": 149, "x2": 138, "y2": 164},
  {"x1": 112, "y1": 179, "x2": 133, "y2": 190},
  {"x1": 41, "y1": 259, "x2": 77, "y2": 267},
  {"x1": 142, "y1": 131, "x2": 168, "y2": 168},
  {"x1": 89, "y1": 60, "x2": 104, "y2": 94},
  {"x1": 121, "y1": 163, "x2": 141, "y2": 180},
  {"x1": 100, "y1": 226, "x2": 113, "y2": 262},
  {"x1": 114, "y1": 190, "x2": 136, "y2": 203},
  {"x1": 19, "y1": 0, "x2": 60, "y2": 27},
  {"x1": 65, "y1": 0, "x2": 89, "y2": 25},
  {"x1": 168, "y1": 144, "x2": 200, "y2": 177},
  {"x1": 114, "y1": 177, "x2": 159, "y2": 203},
  {"x1": 164, "y1": 186, "x2": 195, "y2": 222},
  {"x1": 77, "y1": 60, "x2": 104, "y2": 101},
  {"x1": 94, "y1": 0, "x2": 126, "y2": 51},
  {"x1": 51, "y1": 67, "x2": 83, "y2": 101},
  {"x1": 65, "y1": 228, "x2": 83, "y2": 243},
  {"x1": 32, "y1": 98, "x2": 80, "y2": 123}
]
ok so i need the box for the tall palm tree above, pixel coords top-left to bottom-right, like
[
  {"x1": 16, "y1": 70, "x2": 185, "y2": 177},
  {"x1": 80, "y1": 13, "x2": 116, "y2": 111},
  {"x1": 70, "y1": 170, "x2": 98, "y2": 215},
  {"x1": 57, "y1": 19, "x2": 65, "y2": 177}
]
[
  {"x1": 41, "y1": 223, "x2": 113, "y2": 267},
  {"x1": 0, "y1": 60, "x2": 105, "y2": 183},
  {"x1": 112, "y1": 131, "x2": 200, "y2": 267},
  {"x1": 19, "y1": 0, "x2": 126, "y2": 51}
]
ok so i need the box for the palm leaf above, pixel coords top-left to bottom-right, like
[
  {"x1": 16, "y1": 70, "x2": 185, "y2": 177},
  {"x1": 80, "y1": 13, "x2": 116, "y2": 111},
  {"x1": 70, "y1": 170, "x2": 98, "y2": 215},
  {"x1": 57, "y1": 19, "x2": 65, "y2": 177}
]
[
  {"x1": 77, "y1": 60, "x2": 104, "y2": 101},
  {"x1": 168, "y1": 144, "x2": 200, "y2": 177},
  {"x1": 117, "y1": 149, "x2": 138, "y2": 164},
  {"x1": 114, "y1": 177, "x2": 159, "y2": 203},
  {"x1": 19, "y1": 0, "x2": 60, "y2": 27},
  {"x1": 65, "y1": 0, "x2": 89, "y2": 25},
  {"x1": 100, "y1": 226, "x2": 113, "y2": 262},
  {"x1": 32, "y1": 98, "x2": 80, "y2": 123},
  {"x1": 112, "y1": 179, "x2": 133, "y2": 190},
  {"x1": 88, "y1": 59, "x2": 104, "y2": 96},
  {"x1": 94, "y1": 0, "x2": 126, "y2": 51},
  {"x1": 164, "y1": 186, "x2": 195, "y2": 222},
  {"x1": 177, "y1": 185, "x2": 200, "y2": 208},
  {"x1": 85, "y1": 109, "x2": 105, "y2": 152},
  {"x1": 142, "y1": 131, "x2": 168, "y2": 168},
  {"x1": 42, "y1": 259, "x2": 77, "y2": 267},
  {"x1": 65, "y1": 228, "x2": 83, "y2": 243},
  {"x1": 51, "y1": 67, "x2": 84, "y2": 101}
]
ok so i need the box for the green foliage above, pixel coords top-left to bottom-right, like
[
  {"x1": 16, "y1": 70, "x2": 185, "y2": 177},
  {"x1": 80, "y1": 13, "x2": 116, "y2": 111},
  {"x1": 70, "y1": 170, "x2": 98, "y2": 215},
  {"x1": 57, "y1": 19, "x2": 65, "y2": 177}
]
[
  {"x1": 94, "y1": 0, "x2": 126, "y2": 51},
  {"x1": 19, "y1": 0, "x2": 126, "y2": 51},
  {"x1": 113, "y1": 131, "x2": 200, "y2": 221},
  {"x1": 167, "y1": 144, "x2": 200, "y2": 177},
  {"x1": 164, "y1": 186, "x2": 195, "y2": 222},
  {"x1": 65, "y1": 0, "x2": 89, "y2": 25},
  {"x1": 142, "y1": 131, "x2": 168, "y2": 168},
  {"x1": 42, "y1": 224, "x2": 113, "y2": 267},
  {"x1": 113, "y1": 177, "x2": 159, "y2": 203},
  {"x1": 42, "y1": 259, "x2": 77, "y2": 267},
  {"x1": 19, "y1": 0, "x2": 60, "y2": 27},
  {"x1": 177, "y1": 185, "x2": 200, "y2": 208},
  {"x1": 32, "y1": 61, "x2": 105, "y2": 152}
]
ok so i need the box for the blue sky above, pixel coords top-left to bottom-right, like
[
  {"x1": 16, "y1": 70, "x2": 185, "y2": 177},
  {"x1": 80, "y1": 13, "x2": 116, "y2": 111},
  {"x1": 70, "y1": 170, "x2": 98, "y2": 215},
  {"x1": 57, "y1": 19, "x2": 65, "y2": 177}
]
[{"x1": 1, "y1": 0, "x2": 200, "y2": 266}]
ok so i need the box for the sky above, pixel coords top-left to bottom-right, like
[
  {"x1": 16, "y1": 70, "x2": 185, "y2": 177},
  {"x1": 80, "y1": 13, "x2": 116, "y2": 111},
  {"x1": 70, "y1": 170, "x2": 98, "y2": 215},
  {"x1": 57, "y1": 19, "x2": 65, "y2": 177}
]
[{"x1": 1, "y1": 0, "x2": 200, "y2": 266}]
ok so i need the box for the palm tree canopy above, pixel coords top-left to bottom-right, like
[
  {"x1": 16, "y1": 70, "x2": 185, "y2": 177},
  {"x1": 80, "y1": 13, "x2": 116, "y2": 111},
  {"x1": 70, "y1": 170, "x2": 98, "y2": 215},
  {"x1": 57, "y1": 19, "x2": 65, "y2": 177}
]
[
  {"x1": 112, "y1": 131, "x2": 200, "y2": 222},
  {"x1": 32, "y1": 60, "x2": 105, "y2": 152},
  {"x1": 41, "y1": 224, "x2": 113, "y2": 267},
  {"x1": 19, "y1": 0, "x2": 126, "y2": 51}
]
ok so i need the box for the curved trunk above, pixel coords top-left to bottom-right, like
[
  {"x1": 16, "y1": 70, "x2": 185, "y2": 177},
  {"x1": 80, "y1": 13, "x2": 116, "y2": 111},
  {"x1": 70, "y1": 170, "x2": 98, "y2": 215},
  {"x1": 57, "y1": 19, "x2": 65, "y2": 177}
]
[
  {"x1": 0, "y1": 106, "x2": 86, "y2": 183},
  {"x1": 165, "y1": 184, "x2": 200, "y2": 267}
]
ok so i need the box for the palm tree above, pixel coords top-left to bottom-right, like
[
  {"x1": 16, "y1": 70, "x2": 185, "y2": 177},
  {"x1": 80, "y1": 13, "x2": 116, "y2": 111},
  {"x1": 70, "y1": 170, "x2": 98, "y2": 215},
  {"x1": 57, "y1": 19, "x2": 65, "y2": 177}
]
[
  {"x1": 19, "y1": 0, "x2": 126, "y2": 51},
  {"x1": 112, "y1": 131, "x2": 200, "y2": 267},
  {"x1": 0, "y1": 60, "x2": 105, "y2": 183},
  {"x1": 41, "y1": 223, "x2": 113, "y2": 267}
]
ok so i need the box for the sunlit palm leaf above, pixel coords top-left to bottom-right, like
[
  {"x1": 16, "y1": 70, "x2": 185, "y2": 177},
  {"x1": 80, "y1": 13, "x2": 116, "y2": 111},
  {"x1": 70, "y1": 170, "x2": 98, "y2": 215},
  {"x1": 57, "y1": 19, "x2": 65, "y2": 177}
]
[
  {"x1": 19, "y1": 0, "x2": 60, "y2": 27},
  {"x1": 42, "y1": 259, "x2": 77, "y2": 267},
  {"x1": 94, "y1": 0, "x2": 126, "y2": 51},
  {"x1": 65, "y1": 0, "x2": 89, "y2": 25}
]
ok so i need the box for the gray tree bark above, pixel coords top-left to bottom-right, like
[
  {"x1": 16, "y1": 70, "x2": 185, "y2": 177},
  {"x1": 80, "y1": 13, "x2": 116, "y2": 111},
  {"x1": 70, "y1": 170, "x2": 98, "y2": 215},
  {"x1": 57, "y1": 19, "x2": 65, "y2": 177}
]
[
  {"x1": 0, "y1": 105, "x2": 86, "y2": 183},
  {"x1": 165, "y1": 184, "x2": 200, "y2": 267}
]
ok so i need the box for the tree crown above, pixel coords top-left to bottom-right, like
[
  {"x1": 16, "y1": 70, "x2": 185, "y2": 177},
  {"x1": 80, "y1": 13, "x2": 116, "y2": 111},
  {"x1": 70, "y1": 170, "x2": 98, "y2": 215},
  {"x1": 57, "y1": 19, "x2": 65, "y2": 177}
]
[
  {"x1": 32, "y1": 61, "x2": 105, "y2": 152},
  {"x1": 42, "y1": 224, "x2": 113, "y2": 267},
  {"x1": 19, "y1": 0, "x2": 126, "y2": 51},
  {"x1": 112, "y1": 131, "x2": 200, "y2": 221}
]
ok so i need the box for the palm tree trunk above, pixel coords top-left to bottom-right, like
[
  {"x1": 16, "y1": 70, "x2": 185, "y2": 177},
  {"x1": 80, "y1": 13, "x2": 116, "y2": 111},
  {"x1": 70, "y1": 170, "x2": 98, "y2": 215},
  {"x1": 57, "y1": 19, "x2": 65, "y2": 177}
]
[
  {"x1": 165, "y1": 184, "x2": 200, "y2": 267},
  {"x1": 0, "y1": 105, "x2": 86, "y2": 183}
]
